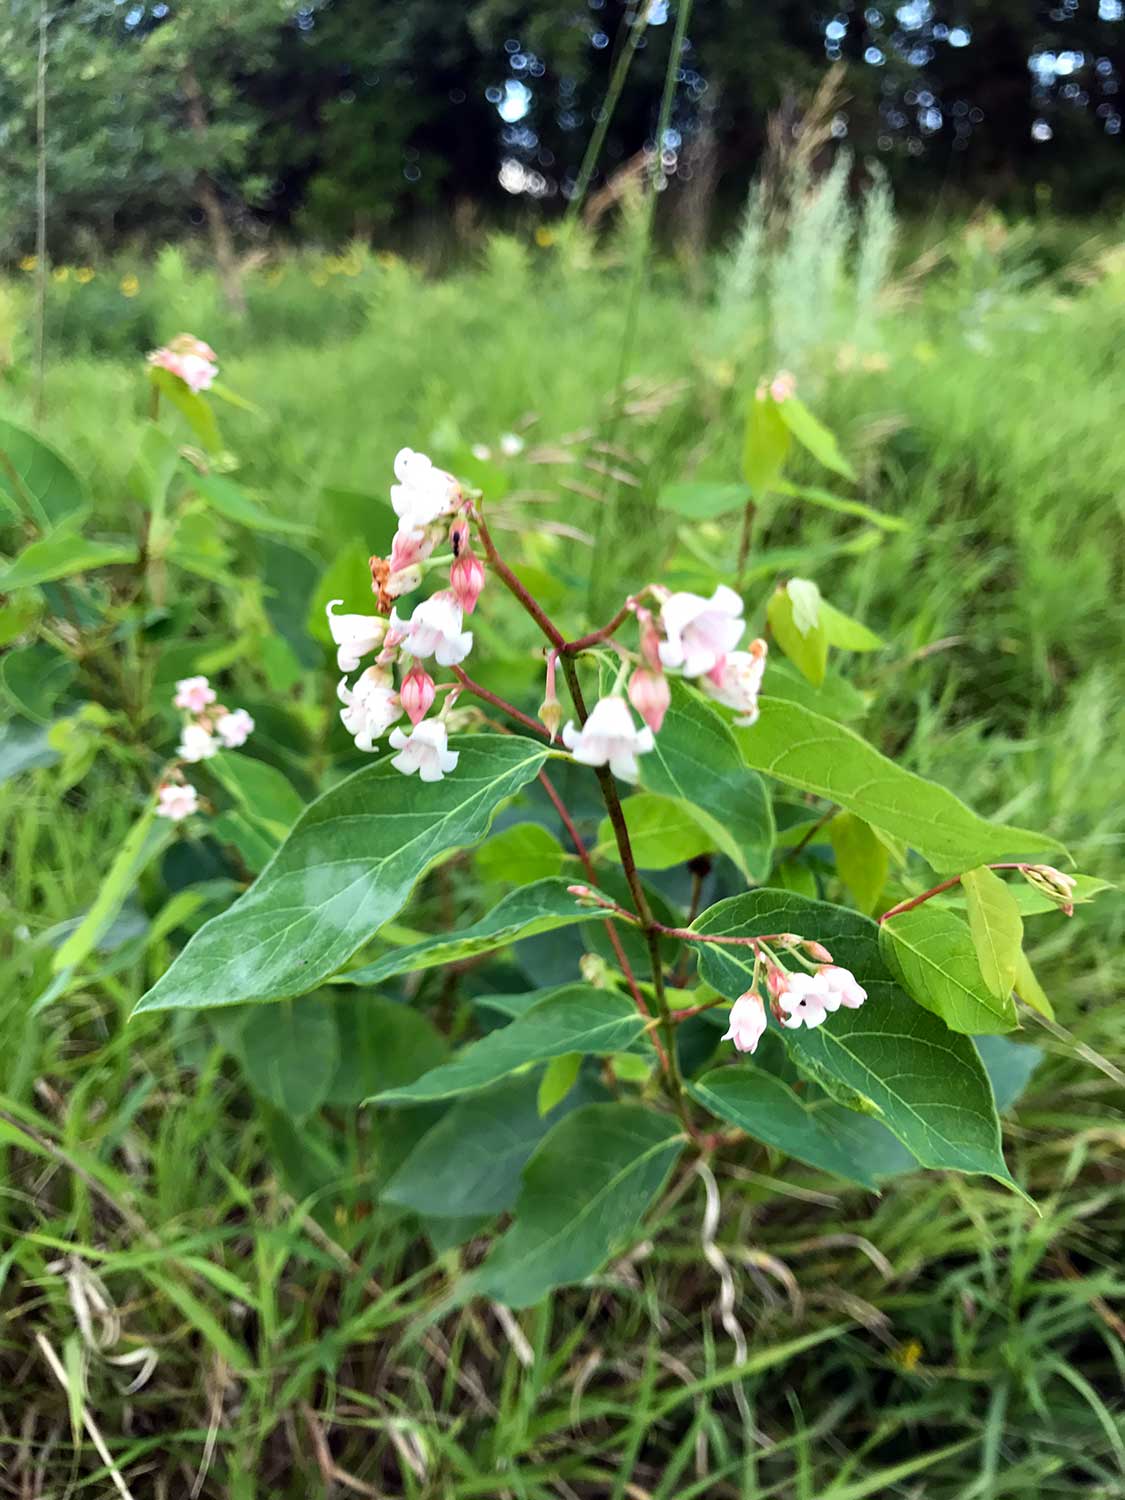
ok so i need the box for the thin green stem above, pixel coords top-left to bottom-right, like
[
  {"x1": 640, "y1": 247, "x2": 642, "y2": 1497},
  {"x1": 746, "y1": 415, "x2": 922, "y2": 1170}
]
[{"x1": 565, "y1": 5, "x2": 649, "y2": 222}]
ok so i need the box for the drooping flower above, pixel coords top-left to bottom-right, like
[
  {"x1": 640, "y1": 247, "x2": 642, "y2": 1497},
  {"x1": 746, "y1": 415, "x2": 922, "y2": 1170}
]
[
  {"x1": 390, "y1": 447, "x2": 460, "y2": 533},
  {"x1": 400, "y1": 664, "x2": 436, "y2": 725},
  {"x1": 773, "y1": 964, "x2": 866, "y2": 1029},
  {"x1": 325, "y1": 599, "x2": 388, "y2": 673},
  {"x1": 449, "y1": 548, "x2": 485, "y2": 614},
  {"x1": 721, "y1": 991, "x2": 767, "y2": 1054},
  {"x1": 389, "y1": 718, "x2": 460, "y2": 782},
  {"x1": 627, "y1": 667, "x2": 671, "y2": 734},
  {"x1": 700, "y1": 639, "x2": 768, "y2": 726},
  {"x1": 561, "y1": 696, "x2": 654, "y2": 782},
  {"x1": 173, "y1": 675, "x2": 216, "y2": 714},
  {"x1": 215, "y1": 708, "x2": 255, "y2": 748},
  {"x1": 338, "y1": 666, "x2": 402, "y2": 751},
  {"x1": 156, "y1": 782, "x2": 199, "y2": 821},
  {"x1": 178, "y1": 722, "x2": 218, "y2": 762},
  {"x1": 401, "y1": 590, "x2": 473, "y2": 667},
  {"x1": 658, "y1": 585, "x2": 745, "y2": 678},
  {"x1": 147, "y1": 334, "x2": 218, "y2": 394}
]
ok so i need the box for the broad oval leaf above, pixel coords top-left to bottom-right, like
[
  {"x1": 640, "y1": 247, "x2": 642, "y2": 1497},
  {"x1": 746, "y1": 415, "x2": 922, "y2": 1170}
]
[
  {"x1": 743, "y1": 396, "x2": 791, "y2": 496},
  {"x1": 339, "y1": 878, "x2": 607, "y2": 988},
  {"x1": 657, "y1": 481, "x2": 750, "y2": 519},
  {"x1": 372, "y1": 986, "x2": 653, "y2": 1105},
  {"x1": 207, "y1": 751, "x2": 305, "y2": 839},
  {"x1": 879, "y1": 904, "x2": 1018, "y2": 1034},
  {"x1": 470, "y1": 1103, "x2": 685, "y2": 1308},
  {"x1": 767, "y1": 583, "x2": 828, "y2": 686},
  {"x1": 0, "y1": 418, "x2": 89, "y2": 525},
  {"x1": 326, "y1": 993, "x2": 447, "y2": 1107},
  {"x1": 776, "y1": 396, "x2": 856, "y2": 481},
  {"x1": 0, "y1": 527, "x2": 138, "y2": 591},
  {"x1": 818, "y1": 599, "x2": 884, "y2": 652},
  {"x1": 689, "y1": 1068, "x2": 878, "y2": 1187},
  {"x1": 639, "y1": 680, "x2": 773, "y2": 882},
  {"x1": 477, "y1": 822, "x2": 565, "y2": 884},
  {"x1": 691, "y1": 890, "x2": 1018, "y2": 1188},
  {"x1": 189, "y1": 471, "x2": 315, "y2": 538},
  {"x1": 596, "y1": 792, "x2": 715, "y2": 870},
  {"x1": 738, "y1": 699, "x2": 1065, "y2": 873},
  {"x1": 773, "y1": 478, "x2": 907, "y2": 532},
  {"x1": 0, "y1": 643, "x2": 76, "y2": 724},
  {"x1": 961, "y1": 866, "x2": 1023, "y2": 1001},
  {"x1": 133, "y1": 735, "x2": 548, "y2": 1012},
  {"x1": 235, "y1": 995, "x2": 340, "y2": 1118},
  {"x1": 829, "y1": 812, "x2": 889, "y2": 915}
]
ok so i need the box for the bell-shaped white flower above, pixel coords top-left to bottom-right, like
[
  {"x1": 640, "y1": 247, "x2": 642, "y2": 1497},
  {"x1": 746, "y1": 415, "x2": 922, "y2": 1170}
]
[
  {"x1": 326, "y1": 599, "x2": 388, "y2": 673},
  {"x1": 156, "y1": 782, "x2": 199, "y2": 821},
  {"x1": 700, "y1": 639, "x2": 768, "y2": 726},
  {"x1": 178, "y1": 722, "x2": 218, "y2": 762},
  {"x1": 721, "y1": 991, "x2": 767, "y2": 1054},
  {"x1": 402, "y1": 590, "x2": 473, "y2": 667},
  {"x1": 173, "y1": 674, "x2": 216, "y2": 714},
  {"x1": 215, "y1": 708, "x2": 254, "y2": 748},
  {"x1": 338, "y1": 666, "x2": 402, "y2": 751},
  {"x1": 774, "y1": 964, "x2": 866, "y2": 1030},
  {"x1": 561, "y1": 696, "x2": 654, "y2": 783},
  {"x1": 658, "y1": 585, "x2": 745, "y2": 678},
  {"x1": 391, "y1": 447, "x2": 460, "y2": 532},
  {"x1": 389, "y1": 719, "x2": 460, "y2": 782}
]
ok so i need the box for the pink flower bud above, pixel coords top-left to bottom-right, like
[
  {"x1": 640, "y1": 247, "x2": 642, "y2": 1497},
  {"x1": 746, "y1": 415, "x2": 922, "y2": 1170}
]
[
  {"x1": 539, "y1": 652, "x2": 563, "y2": 741},
  {"x1": 449, "y1": 548, "x2": 486, "y2": 614},
  {"x1": 635, "y1": 606, "x2": 663, "y2": 673},
  {"x1": 804, "y1": 939, "x2": 833, "y2": 964},
  {"x1": 449, "y1": 518, "x2": 471, "y2": 556},
  {"x1": 627, "y1": 667, "x2": 670, "y2": 734},
  {"x1": 400, "y1": 664, "x2": 436, "y2": 725},
  {"x1": 721, "y1": 991, "x2": 767, "y2": 1054}
]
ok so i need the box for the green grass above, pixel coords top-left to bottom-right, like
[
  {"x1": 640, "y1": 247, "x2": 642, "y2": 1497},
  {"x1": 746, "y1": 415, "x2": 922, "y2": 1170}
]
[{"x1": 1, "y1": 220, "x2": 1123, "y2": 1496}]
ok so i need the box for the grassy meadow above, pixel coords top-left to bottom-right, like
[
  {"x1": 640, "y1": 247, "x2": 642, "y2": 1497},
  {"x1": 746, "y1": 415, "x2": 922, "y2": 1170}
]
[{"x1": 1, "y1": 202, "x2": 1124, "y2": 1497}]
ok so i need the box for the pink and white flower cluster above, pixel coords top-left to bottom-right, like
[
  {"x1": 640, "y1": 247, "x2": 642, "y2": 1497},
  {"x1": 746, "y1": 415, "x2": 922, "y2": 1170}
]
[
  {"x1": 147, "y1": 334, "x2": 219, "y2": 395},
  {"x1": 156, "y1": 675, "x2": 255, "y2": 820},
  {"x1": 720, "y1": 939, "x2": 867, "y2": 1054},
  {"x1": 328, "y1": 447, "x2": 488, "y2": 782}
]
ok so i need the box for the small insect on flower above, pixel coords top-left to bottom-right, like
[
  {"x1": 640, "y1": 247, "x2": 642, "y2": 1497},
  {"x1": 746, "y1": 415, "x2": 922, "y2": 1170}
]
[
  {"x1": 147, "y1": 333, "x2": 217, "y2": 393},
  {"x1": 325, "y1": 600, "x2": 388, "y2": 673},
  {"x1": 177, "y1": 722, "x2": 218, "y2": 763},
  {"x1": 721, "y1": 991, "x2": 768, "y2": 1054},
  {"x1": 700, "y1": 639, "x2": 768, "y2": 726},
  {"x1": 389, "y1": 719, "x2": 460, "y2": 782},
  {"x1": 173, "y1": 675, "x2": 216, "y2": 714},
  {"x1": 215, "y1": 708, "x2": 255, "y2": 748},
  {"x1": 156, "y1": 782, "x2": 199, "y2": 821},
  {"x1": 449, "y1": 549, "x2": 486, "y2": 614},
  {"x1": 561, "y1": 696, "x2": 654, "y2": 783},
  {"x1": 658, "y1": 585, "x2": 745, "y2": 679}
]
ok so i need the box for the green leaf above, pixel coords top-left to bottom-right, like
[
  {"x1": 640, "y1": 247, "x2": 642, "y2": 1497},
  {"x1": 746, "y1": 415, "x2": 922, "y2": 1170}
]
[
  {"x1": 212, "y1": 810, "x2": 278, "y2": 873},
  {"x1": 829, "y1": 813, "x2": 889, "y2": 915},
  {"x1": 0, "y1": 719, "x2": 58, "y2": 782},
  {"x1": 150, "y1": 368, "x2": 223, "y2": 453},
  {"x1": 818, "y1": 600, "x2": 884, "y2": 652},
  {"x1": 538, "y1": 1052, "x2": 581, "y2": 1115},
  {"x1": 338, "y1": 878, "x2": 605, "y2": 988},
  {"x1": 948, "y1": 872, "x2": 1112, "y2": 916},
  {"x1": 0, "y1": 643, "x2": 75, "y2": 724},
  {"x1": 657, "y1": 481, "x2": 750, "y2": 519},
  {"x1": 54, "y1": 808, "x2": 171, "y2": 973},
  {"x1": 689, "y1": 1068, "x2": 878, "y2": 1187},
  {"x1": 767, "y1": 583, "x2": 828, "y2": 686},
  {"x1": 470, "y1": 1104, "x2": 684, "y2": 1307},
  {"x1": 691, "y1": 890, "x2": 1018, "y2": 1188},
  {"x1": 128, "y1": 425, "x2": 180, "y2": 514},
  {"x1": 638, "y1": 679, "x2": 773, "y2": 883},
  {"x1": 307, "y1": 540, "x2": 375, "y2": 646},
  {"x1": 1013, "y1": 950, "x2": 1054, "y2": 1021},
  {"x1": 0, "y1": 525, "x2": 138, "y2": 591},
  {"x1": 763, "y1": 658, "x2": 868, "y2": 721},
  {"x1": 738, "y1": 699, "x2": 1065, "y2": 873},
  {"x1": 134, "y1": 735, "x2": 548, "y2": 1013},
  {"x1": 477, "y1": 823, "x2": 565, "y2": 884},
  {"x1": 974, "y1": 1034, "x2": 1043, "y2": 1109},
  {"x1": 188, "y1": 471, "x2": 315, "y2": 538},
  {"x1": 325, "y1": 994, "x2": 447, "y2": 1107},
  {"x1": 371, "y1": 987, "x2": 653, "y2": 1105},
  {"x1": 234, "y1": 995, "x2": 339, "y2": 1118},
  {"x1": 597, "y1": 792, "x2": 716, "y2": 869},
  {"x1": 880, "y1": 904, "x2": 1019, "y2": 1034},
  {"x1": 961, "y1": 866, "x2": 1024, "y2": 1001},
  {"x1": 743, "y1": 396, "x2": 791, "y2": 496},
  {"x1": 773, "y1": 478, "x2": 907, "y2": 532},
  {"x1": 207, "y1": 751, "x2": 305, "y2": 840},
  {"x1": 385, "y1": 1070, "x2": 599, "y2": 1219},
  {"x1": 0, "y1": 417, "x2": 89, "y2": 525},
  {"x1": 776, "y1": 396, "x2": 856, "y2": 481}
]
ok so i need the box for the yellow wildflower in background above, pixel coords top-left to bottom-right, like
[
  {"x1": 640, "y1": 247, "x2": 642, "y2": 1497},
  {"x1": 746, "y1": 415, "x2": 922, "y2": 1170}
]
[
  {"x1": 53, "y1": 266, "x2": 70, "y2": 283},
  {"x1": 120, "y1": 274, "x2": 140, "y2": 298},
  {"x1": 535, "y1": 226, "x2": 555, "y2": 248},
  {"x1": 377, "y1": 251, "x2": 399, "y2": 268},
  {"x1": 76, "y1": 267, "x2": 95, "y2": 284},
  {"x1": 265, "y1": 267, "x2": 284, "y2": 286},
  {"x1": 309, "y1": 268, "x2": 329, "y2": 287},
  {"x1": 19, "y1": 255, "x2": 37, "y2": 272},
  {"x1": 893, "y1": 1339, "x2": 923, "y2": 1372}
]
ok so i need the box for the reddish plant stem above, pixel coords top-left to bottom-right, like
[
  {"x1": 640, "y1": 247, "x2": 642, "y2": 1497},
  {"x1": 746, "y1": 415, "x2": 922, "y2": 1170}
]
[
  {"x1": 449, "y1": 666, "x2": 549, "y2": 740},
  {"x1": 780, "y1": 806, "x2": 838, "y2": 865},
  {"x1": 472, "y1": 506, "x2": 565, "y2": 649},
  {"x1": 877, "y1": 863, "x2": 1030, "y2": 925},
  {"x1": 668, "y1": 995, "x2": 730, "y2": 1024},
  {"x1": 563, "y1": 600, "x2": 633, "y2": 655}
]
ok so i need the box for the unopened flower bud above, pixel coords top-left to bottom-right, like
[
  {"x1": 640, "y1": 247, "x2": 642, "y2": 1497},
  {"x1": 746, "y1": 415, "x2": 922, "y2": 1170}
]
[
  {"x1": 580, "y1": 952, "x2": 612, "y2": 989},
  {"x1": 539, "y1": 652, "x2": 563, "y2": 741},
  {"x1": 627, "y1": 667, "x2": 670, "y2": 734},
  {"x1": 1019, "y1": 863, "x2": 1077, "y2": 916},
  {"x1": 635, "y1": 606, "x2": 663, "y2": 673},
  {"x1": 721, "y1": 990, "x2": 767, "y2": 1054},
  {"x1": 400, "y1": 664, "x2": 436, "y2": 725},
  {"x1": 386, "y1": 563, "x2": 423, "y2": 598},
  {"x1": 449, "y1": 548, "x2": 486, "y2": 614},
  {"x1": 804, "y1": 939, "x2": 833, "y2": 963}
]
